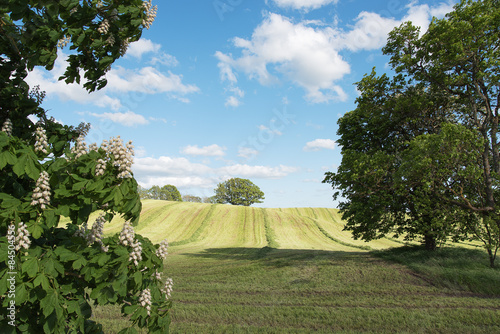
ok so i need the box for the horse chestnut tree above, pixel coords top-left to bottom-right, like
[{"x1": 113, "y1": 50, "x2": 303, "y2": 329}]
[{"x1": 0, "y1": 1, "x2": 172, "y2": 332}]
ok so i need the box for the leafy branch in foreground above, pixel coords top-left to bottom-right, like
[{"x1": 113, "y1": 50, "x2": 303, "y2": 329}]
[{"x1": 0, "y1": 0, "x2": 174, "y2": 332}]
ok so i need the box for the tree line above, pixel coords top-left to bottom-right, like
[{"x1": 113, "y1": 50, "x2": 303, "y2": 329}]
[
  {"x1": 324, "y1": 0, "x2": 500, "y2": 267},
  {"x1": 139, "y1": 178, "x2": 265, "y2": 206}
]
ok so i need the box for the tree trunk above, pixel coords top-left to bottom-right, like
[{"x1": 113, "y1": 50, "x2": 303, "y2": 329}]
[
  {"x1": 487, "y1": 248, "x2": 496, "y2": 268},
  {"x1": 424, "y1": 233, "x2": 436, "y2": 251}
]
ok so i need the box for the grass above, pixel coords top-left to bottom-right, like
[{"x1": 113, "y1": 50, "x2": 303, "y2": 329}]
[
  {"x1": 75, "y1": 200, "x2": 500, "y2": 333},
  {"x1": 95, "y1": 246, "x2": 500, "y2": 333}
]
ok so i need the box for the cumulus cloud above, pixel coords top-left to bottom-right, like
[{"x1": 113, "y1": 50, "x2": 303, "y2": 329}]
[
  {"x1": 26, "y1": 49, "x2": 199, "y2": 112},
  {"x1": 90, "y1": 111, "x2": 149, "y2": 127},
  {"x1": 336, "y1": 1, "x2": 455, "y2": 51},
  {"x1": 219, "y1": 164, "x2": 299, "y2": 179},
  {"x1": 238, "y1": 147, "x2": 260, "y2": 160},
  {"x1": 126, "y1": 39, "x2": 162, "y2": 59},
  {"x1": 303, "y1": 139, "x2": 336, "y2": 151},
  {"x1": 271, "y1": 0, "x2": 339, "y2": 11},
  {"x1": 225, "y1": 96, "x2": 242, "y2": 107},
  {"x1": 133, "y1": 156, "x2": 298, "y2": 189},
  {"x1": 216, "y1": 2, "x2": 454, "y2": 104},
  {"x1": 216, "y1": 12, "x2": 350, "y2": 104},
  {"x1": 181, "y1": 144, "x2": 227, "y2": 157}
]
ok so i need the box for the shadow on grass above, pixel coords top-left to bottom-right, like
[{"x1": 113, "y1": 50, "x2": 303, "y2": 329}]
[
  {"x1": 373, "y1": 245, "x2": 500, "y2": 296},
  {"x1": 182, "y1": 246, "x2": 369, "y2": 267}
]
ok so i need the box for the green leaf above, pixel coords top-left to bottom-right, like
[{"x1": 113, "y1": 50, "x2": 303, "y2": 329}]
[
  {"x1": 34, "y1": 274, "x2": 50, "y2": 290},
  {"x1": 43, "y1": 256, "x2": 64, "y2": 277},
  {"x1": 25, "y1": 156, "x2": 40, "y2": 180},
  {"x1": 12, "y1": 154, "x2": 27, "y2": 177},
  {"x1": 118, "y1": 327, "x2": 138, "y2": 334},
  {"x1": 54, "y1": 247, "x2": 79, "y2": 262},
  {"x1": 133, "y1": 271, "x2": 142, "y2": 286},
  {"x1": 30, "y1": 223, "x2": 44, "y2": 239},
  {"x1": 72, "y1": 180, "x2": 88, "y2": 191},
  {"x1": 41, "y1": 289, "x2": 58, "y2": 317},
  {"x1": 72, "y1": 256, "x2": 87, "y2": 270},
  {"x1": 22, "y1": 257, "x2": 39, "y2": 278}
]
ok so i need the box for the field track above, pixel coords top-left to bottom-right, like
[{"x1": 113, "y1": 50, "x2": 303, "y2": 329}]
[{"x1": 99, "y1": 199, "x2": 403, "y2": 252}]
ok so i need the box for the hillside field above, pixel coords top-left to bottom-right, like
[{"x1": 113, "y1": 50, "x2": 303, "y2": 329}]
[{"x1": 85, "y1": 200, "x2": 500, "y2": 333}]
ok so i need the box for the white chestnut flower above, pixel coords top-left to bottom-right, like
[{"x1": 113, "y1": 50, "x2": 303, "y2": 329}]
[
  {"x1": 105, "y1": 34, "x2": 115, "y2": 46},
  {"x1": 161, "y1": 278, "x2": 173, "y2": 300},
  {"x1": 71, "y1": 134, "x2": 88, "y2": 159},
  {"x1": 95, "y1": 158, "x2": 107, "y2": 177},
  {"x1": 119, "y1": 221, "x2": 135, "y2": 247},
  {"x1": 31, "y1": 171, "x2": 51, "y2": 209},
  {"x1": 120, "y1": 37, "x2": 130, "y2": 56},
  {"x1": 108, "y1": 136, "x2": 134, "y2": 178},
  {"x1": 129, "y1": 239, "x2": 142, "y2": 266},
  {"x1": 142, "y1": 0, "x2": 157, "y2": 29},
  {"x1": 138, "y1": 288, "x2": 152, "y2": 315},
  {"x1": 156, "y1": 239, "x2": 168, "y2": 260},
  {"x1": 1, "y1": 118, "x2": 13, "y2": 136},
  {"x1": 14, "y1": 222, "x2": 31, "y2": 251},
  {"x1": 34, "y1": 125, "x2": 49, "y2": 154},
  {"x1": 57, "y1": 35, "x2": 71, "y2": 49},
  {"x1": 152, "y1": 270, "x2": 162, "y2": 281},
  {"x1": 74, "y1": 214, "x2": 109, "y2": 252},
  {"x1": 97, "y1": 19, "x2": 110, "y2": 34}
]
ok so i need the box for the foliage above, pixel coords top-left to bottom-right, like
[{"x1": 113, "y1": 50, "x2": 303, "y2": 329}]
[
  {"x1": 214, "y1": 178, "x2": 265, "y2": 207},
  {"x1": 141, "y1": 185, "x2": 182, "y2": 202},
  {"x1": 324, "y1": 0, "x2": 500, "y2": 266},
  {"x1": 324, "y1": 70, "x2": 458, "y2": 250},
  {"x1": 0, "y1": 0, "x2": 172, "y2": 333},
  {"x1": 182, "y1": 195, "x2": 202, "y2": 203}
]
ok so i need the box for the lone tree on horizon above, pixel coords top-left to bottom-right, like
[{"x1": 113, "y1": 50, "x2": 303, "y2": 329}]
[{"x1": 214, "y1": 178, "x2": 265, "y2": 206}]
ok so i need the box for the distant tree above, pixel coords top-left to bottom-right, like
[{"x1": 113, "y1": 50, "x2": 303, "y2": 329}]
[
  {"x1": 202, "y1": 196, "x2": 217, "y2": 204},
  {"x1": 138, "y1": 185, "x2": 150, "y2": 199},
  {"x1": 214, "y1": 178, "x2": 265, "y2": 206},
  {"x1": 146, "y1": 185, "x2": 182, "y2": 201},
  {"x1": 182, "y1": 195, "x2": 202, "y2": 203},
  {"x1": 161, "y1": 185, "x2": 182, "y2": 202}
]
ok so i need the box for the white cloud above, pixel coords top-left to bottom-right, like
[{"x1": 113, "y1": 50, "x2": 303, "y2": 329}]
[
  {"x1": 90, "y1": 111, "x2": 149, "y2": 127},
  {"x1": 219, "y1": 164, "x2": 299, "y2": 179},
  {"x1": 134, "y1": 156, "x2": 212, "y2": 177},
  {"x1": 304, "y1": 139, "x2": 336, "y2": 151},
  {"x1": 336, "y1": 1, "x2": 455, "y2": 51},
  {"x1": 181, "y1": 144, "x2": 226, "y2": 157},
  {"x1": 133, "y1": 156, "x2": 298, "y2": 190},
  {"x1": 258, "y1": 124, "x2": 282, "y2": 136},
  {"x1": 106, "y1": 66, "x2": 199, "y2": 97},
  {"x1": 216, "y1": 12, "x2": 350, "y2": 104},
  {"x1": 271, "y1": 0, "x2": 338, "y2": 11},
  {"x1": 238, "y1": 147, "x2": 259, "y2": 160},
  {"x1": 225, "y1": 96, "x2": 242, "y2": 107},
  {"x1": 216, "y1": 3, "x2": 454, "y2": 104},
  {"x1": 127, "y1": 39, "x2": 162, "y2": 59},
  {"x1": 26, "y1": 49, "x2": 199, "y2": 111}
]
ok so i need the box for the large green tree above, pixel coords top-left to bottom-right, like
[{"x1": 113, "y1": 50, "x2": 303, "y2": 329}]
[
  {"x1": 324, "y1": 70, "x2": 457, "y2": 250},
  {"x1": 145, "y1": 185, "x2": 182, "y2": 202},
  {"x1": 383, "y1": 0, "x2": 500, "y2": 266},
  {"x1": 0, "y1": 1, "x2": 173, "y2": 332},
  {"x1": 324, "y1": 0, "x2": 500, "y2": 266},
  {"x1": 214, "y1": 178, "x2": 265, "y2": 206}
]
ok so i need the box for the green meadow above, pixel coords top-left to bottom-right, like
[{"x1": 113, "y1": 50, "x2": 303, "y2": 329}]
[{"x1": 86, "y1": 200, "x2": 500, "y2": 333}]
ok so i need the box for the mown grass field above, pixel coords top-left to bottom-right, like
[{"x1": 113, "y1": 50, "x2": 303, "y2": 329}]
[{"x1": 86, "y1": 200, "x2": 500, "y2": 333}]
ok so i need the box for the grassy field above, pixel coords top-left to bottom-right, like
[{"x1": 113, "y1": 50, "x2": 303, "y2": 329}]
[{"x1": 85, "y1": 200, "x2": 500, "y2": 333}]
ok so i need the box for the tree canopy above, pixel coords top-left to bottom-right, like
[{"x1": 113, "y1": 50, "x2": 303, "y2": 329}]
[
  {"x1": 0, "y1": 0, "x2": 173, "y2": 332},
  {"x1": 214, "y1": 178, "x2": 265, "y2": 207},
  {"x1": 141, "y1": 185, "x2": 182, "y2": 202},
  {"x1": 324, "y1": 0, "x2": 500, "y2": 266}
]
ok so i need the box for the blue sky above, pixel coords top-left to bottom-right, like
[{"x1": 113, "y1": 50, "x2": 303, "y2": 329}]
[{"x1": 27, "y1": 0, "x2": 457, "y2": 208}]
